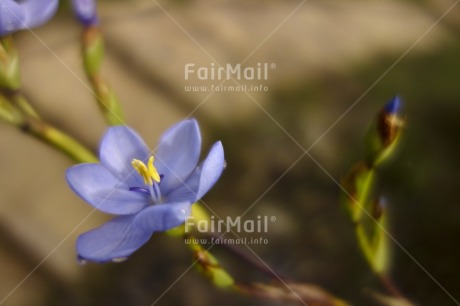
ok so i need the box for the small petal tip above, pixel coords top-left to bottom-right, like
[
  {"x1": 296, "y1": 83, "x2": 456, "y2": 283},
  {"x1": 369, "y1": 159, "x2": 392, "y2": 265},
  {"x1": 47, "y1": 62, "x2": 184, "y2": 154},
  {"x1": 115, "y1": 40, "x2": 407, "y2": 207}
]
[{"x1": 383, "y1": 96, "x2": 402, "y2": 115}]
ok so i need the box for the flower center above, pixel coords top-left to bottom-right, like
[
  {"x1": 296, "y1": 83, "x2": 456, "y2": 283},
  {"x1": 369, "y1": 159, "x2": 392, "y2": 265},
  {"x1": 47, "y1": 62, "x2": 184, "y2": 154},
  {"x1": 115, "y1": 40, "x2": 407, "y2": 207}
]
[{"x1": 130, "y1": 156, "x2": 163, "y2": 203}]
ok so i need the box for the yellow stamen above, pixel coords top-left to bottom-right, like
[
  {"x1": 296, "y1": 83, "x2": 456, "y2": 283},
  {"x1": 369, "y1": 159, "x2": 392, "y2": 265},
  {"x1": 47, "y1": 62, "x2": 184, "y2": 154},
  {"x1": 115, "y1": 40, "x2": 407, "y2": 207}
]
[
  {"x1": 132, "y1": 156, "x2": 161, "y2": 185},
  {"x1": 147, "y1": 156, "x2": 161, "y2": 183}
]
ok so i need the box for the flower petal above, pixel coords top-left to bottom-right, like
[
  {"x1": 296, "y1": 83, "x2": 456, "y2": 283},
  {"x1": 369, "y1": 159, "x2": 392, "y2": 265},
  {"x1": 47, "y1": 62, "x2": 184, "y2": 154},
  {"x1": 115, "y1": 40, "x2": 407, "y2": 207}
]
[
  {"x1": 155, "y1": 119, "x2": 201, "y2": 194},
  {"x1": 99, "y1": 126, "x2": 151, "y2": 186},
  {"x1": 77, "y1": 215, "x2": 152, "y2": 263},
  {"x1": 166, "y1": 141, "x2": 225, "y2": 203},
  {"x1": 71, "y1": 0, "x2": 98, "y2": 26},
  {"x1": 133, "y1": 202, "x2": 191, "y2": 232},
  {"x1": 0, "y1": 0, "x2": 25, "y2": 36},
  {"x1": 20, "y1": 0, "x2": 58, "y2": 29},
  {"x1": 66, "y1": 163, "x2": 148, "y2": 215}
]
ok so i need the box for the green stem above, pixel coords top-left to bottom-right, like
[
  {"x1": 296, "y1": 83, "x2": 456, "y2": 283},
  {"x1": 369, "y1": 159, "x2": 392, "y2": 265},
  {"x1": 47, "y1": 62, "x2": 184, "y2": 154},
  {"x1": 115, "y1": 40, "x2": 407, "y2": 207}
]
[
  {"x1": 0, "y1": 36, "x2": 20, "y2": 90},
  {"x1": 82, "y1": 26, "x2": 124, "y2": 126},
  {"x1": 24, "y1": 117, "x2": 98, "y2": 163},
  {"x1": 0, "y1": 94, "x2": 23, "y2": 124},
  {"x1": 184, "y1": 234, "x2": 235, "y2": 288},
  {"x1": 12, "y1": 93, "x2": 40, "y2": 119},
  {"x1": 355, "y1": 224, "x2": 375, "y2": 270}
]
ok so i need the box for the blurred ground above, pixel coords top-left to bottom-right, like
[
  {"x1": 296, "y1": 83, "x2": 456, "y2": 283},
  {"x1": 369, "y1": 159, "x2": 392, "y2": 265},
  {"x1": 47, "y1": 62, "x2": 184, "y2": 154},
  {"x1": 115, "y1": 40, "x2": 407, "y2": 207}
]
[{"x1": 1, "y1": 0, "x2": 460, "y2": 305}]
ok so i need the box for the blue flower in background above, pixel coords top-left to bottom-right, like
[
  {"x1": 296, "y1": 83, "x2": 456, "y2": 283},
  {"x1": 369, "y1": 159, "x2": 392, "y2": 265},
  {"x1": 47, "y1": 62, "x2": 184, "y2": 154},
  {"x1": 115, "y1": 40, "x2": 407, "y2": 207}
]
[
  {"x1": 71, "y1": 0, "x2": 98, "y2": 26},
  {"x1": 66, "y1": 119, "x2": 225, "y2": 263},
  {"x1": 0, "y1": 0, "x2": 58, "y2": 36}
]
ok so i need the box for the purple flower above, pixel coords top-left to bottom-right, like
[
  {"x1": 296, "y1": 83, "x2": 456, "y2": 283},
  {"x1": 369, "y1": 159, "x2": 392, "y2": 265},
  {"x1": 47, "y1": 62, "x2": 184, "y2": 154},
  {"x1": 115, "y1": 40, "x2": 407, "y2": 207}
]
[
  {"x1": 66, "y1": 119, "x2": 225, "y2": 263},
  {"x1": 71, "y1": 0, "x2": 98, "y2": 26},
  {"x1": 0, "y1": 0, "x2": 58, "y2": 36}
]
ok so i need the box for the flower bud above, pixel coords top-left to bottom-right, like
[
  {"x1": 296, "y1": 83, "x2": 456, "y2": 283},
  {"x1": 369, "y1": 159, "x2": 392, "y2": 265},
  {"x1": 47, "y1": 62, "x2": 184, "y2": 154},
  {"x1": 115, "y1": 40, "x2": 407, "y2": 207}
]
[
  {"x1": 365, "y1": 96, "x2": 405, "y2": 166},
  {"x1": 71, "y1": 0, "x2": 99, "y2": 26}
]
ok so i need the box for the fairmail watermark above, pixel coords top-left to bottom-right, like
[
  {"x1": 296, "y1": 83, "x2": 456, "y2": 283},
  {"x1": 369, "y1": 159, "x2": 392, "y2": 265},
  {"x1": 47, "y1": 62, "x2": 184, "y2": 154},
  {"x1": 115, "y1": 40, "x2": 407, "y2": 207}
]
[
  {"x1": 184, "y1": 84, "x2": 269, "y2": 92},
  {"x1": 184, "y1": 62, "x2": 276, "y2": 92},
  {"x1": 184, "y1": 236, "x2": 269, "y2": 246},
  {"x1": 184, "y1": 215, "x2": 276, "y2": 234},
  {"x1": 184, "y1": 62, "x2": 276, "y2": 81}
]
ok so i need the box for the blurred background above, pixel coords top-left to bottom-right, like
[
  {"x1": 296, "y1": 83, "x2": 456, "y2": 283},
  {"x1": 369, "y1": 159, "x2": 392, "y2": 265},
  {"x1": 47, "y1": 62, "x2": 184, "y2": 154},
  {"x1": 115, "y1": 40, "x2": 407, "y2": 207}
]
[{"x1": 1, "y1": 0, "x2": 460, "y2": 305}]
